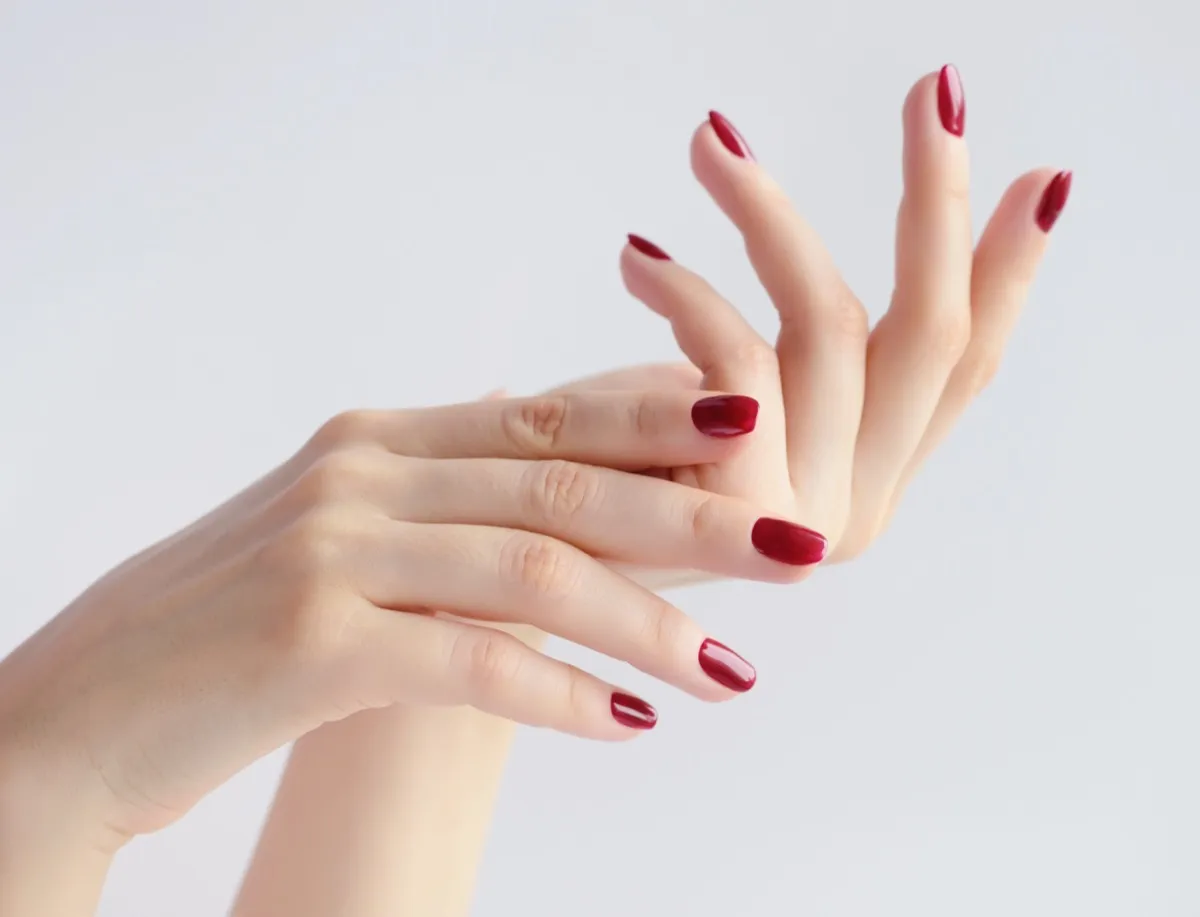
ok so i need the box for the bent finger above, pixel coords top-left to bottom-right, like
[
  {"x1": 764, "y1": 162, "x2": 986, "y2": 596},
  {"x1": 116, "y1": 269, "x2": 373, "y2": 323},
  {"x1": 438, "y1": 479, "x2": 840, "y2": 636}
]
[
  {"x1": 356, "y1": 522, "x2": 760, "y2": 702},
  {"x1": 354, "y1": 609, "x2": 658, "y2": 739}
]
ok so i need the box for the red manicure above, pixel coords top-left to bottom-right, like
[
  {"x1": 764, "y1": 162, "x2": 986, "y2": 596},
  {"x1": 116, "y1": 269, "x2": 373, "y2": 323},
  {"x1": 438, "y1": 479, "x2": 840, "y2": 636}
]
[
  {"x1": 627, "y1": 233, "x2": 671, "y2": 261},
  {"x1": 691, "y1": 395, "x2": 759, "y2": 438},
  {"x1": 708, "y1": 110, "x2": 755, "y2": 160},
  {"x1": 698, "y1": 639, "x2": 757, "y2": 692},
  {"x1": 751, "y1": 518, "x2": 828, "y2": 566},
  {"x1": 937, "y1": 64, "x2": 966, "y2": 137},
  {"x1": 1035, "y1": 171, "x2": 1073, "y2": 232},
  {"x1": 611, "y1": 692, "x2": 658, "y2": 729}
]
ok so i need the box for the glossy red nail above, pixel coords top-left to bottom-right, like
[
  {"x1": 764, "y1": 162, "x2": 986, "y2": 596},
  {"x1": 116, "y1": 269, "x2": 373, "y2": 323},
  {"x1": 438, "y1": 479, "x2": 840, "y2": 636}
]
[
  {"x1": 1035, "y1": 171, "x2": 1072, "y2": 232},
  {"x1": 627, "y1": 233, "x2": 671, "y2": 261},
  {"x1": 698, "y1": 639, "x2": 757, "y2": 692},
  {"x1": 751, "y1": 518, "x2": 828, "y2": 566},
  {"x1": 937, "y1": 64, "x2": 966, "y2": 137},
  {"x1": 691, "y1": 395, "x2": 759, "y2": 438},
  {"x1": 611, "y1": 692, "x2": 657, "y2": 729},
  {"x1": 708, "y1": 110, "x2": 755, "y2": 160}
]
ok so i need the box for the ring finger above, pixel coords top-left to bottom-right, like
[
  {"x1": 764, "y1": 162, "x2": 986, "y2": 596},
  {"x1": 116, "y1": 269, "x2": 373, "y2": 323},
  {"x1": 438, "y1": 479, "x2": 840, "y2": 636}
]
[
  {"x1": 354, "y1": 521, "x2": 760, "y2": 702},
  {"x1": 841, "y1": 66, "x2": 974, "y2": 556}
]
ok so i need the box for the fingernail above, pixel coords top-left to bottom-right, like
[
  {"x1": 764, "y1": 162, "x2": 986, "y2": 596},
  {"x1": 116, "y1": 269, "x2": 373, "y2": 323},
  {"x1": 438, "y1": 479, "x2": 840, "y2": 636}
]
[
  {"x1": 627, "y1": 233, "x2": 672, "y2": 261},
  {"x1": 691, "y1": 395, "x2": 759, "y2": 438},
  {"x1": 937, "y1": 64, "x2": 966, "y2": 137},
  {"x1": 751, "y1": 518, "x2": 828, "y2": 566},
  {"x1": 611, "y1": 692, "x2": 658, "y2": 729},
  {"x1": 1035, "y1": 171, "x2": 1072, "y2": 232},
  {"x1": 698, "y1": 638, "x2": 757, "y2": 692},
  {"x1": 708, "y1": 110, "x2": 755, "y2": 160}
]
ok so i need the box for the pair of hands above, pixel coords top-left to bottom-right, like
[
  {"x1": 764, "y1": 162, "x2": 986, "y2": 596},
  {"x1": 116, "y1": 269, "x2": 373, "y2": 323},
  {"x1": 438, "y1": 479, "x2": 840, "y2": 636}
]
[{"x1": 0, "y1": 66, "x2": 1068, "y2": 856}]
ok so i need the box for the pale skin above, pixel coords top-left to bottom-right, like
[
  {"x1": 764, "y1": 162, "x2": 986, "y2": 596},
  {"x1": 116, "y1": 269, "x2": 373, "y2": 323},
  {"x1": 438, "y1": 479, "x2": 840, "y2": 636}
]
[{"x1": 0, "y1": 67, "x2": 1069, "y2": 916}]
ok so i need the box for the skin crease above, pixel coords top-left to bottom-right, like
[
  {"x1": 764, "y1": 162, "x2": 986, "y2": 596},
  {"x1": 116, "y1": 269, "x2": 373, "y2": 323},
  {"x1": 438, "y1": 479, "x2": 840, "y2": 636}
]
[{"x1": 0, "y1": 67, "x2": 1069, "y2": 917}]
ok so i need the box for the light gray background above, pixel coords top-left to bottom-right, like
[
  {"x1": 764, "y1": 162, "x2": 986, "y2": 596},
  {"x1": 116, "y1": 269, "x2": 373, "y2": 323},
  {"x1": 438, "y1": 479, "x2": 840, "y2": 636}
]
[{"x1": 1, "y1": 1, "x2": 1197, "y2": 914}]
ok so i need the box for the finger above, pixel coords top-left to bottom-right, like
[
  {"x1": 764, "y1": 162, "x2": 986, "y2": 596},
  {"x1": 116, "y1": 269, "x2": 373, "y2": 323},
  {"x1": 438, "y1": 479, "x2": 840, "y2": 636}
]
[
  {"x1": 353, "y1": 608, "x2": 658, "y2": 739},
  {"x1": 355, "y1": 521, "x2": 761, "y2": 702},
  {"x1": 620, "y1": 237, "x2": 793, "y2": 508},
  {"x1": 691, "y1": 112, "x2": 867, "y2": 535},
  {"x1": 311, "y1": 390, "x2": 760, "y2": 468},
  {"x1": 842, "y1": 66, "x2": 974, "y2": 554},
  {"x1": 890, "y1": 167, "x2": 1071, "y2": 505},
  {"x1": 392, "y1": 457, "x2": 827, "y2": 580}
]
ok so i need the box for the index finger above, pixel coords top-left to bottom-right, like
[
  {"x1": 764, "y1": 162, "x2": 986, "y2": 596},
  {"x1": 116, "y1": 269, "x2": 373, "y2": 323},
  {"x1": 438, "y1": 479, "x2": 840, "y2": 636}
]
[{"x1": 314, "y1": 390, "x2": 761, "y2": 468}]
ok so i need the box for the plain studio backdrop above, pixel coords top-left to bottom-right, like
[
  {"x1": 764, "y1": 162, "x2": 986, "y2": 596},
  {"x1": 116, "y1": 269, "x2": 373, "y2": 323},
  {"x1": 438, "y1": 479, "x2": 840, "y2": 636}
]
[{"x1": 1, "y1": 2, "x2": 1197, "y2": 914}]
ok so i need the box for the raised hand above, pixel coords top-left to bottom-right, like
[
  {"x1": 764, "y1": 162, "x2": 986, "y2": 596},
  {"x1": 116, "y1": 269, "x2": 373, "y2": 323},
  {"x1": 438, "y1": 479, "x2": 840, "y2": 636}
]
[{"x1": 564, "y1": 66, "x2": 1069, "y2": 575}]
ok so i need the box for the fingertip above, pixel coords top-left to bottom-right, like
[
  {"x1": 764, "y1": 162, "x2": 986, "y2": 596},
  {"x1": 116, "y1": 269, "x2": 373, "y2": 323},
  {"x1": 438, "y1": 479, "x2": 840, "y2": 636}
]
[
  {"x1": 611, "y1": 691, "x2": 658, "y2": 731},
  {"x1": 627, "y1": 233, "x2": 672, "y2": 261},
  {"x1": 1035, "y1": 170, "x2": 1073, "y2": 233},
  {"x1": 902, "y1": 70, "x2": 941, "y2": 125},
  {"x1": 691, "y1": 394, "x2": 760, "y2": 439}
]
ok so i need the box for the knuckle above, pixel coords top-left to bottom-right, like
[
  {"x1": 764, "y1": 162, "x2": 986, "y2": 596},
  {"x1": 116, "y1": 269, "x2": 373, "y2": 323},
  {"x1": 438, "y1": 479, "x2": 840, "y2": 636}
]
[
  {"x1": 527, "y1": 460, "x2": 602, "y2": 522},
  {"x1": 291, "y1": 449, "x2": 376, "y2": 508},
  {"x1": 637, "y1": 600, "x2": 687, "y2": 658},
  {"x1": 263, "y1": 506, "x2": 354, "y2": 575},
  {"x1": 451, "y1": 630, "x2": 524, "y2": 699},
  {"x1": 685, "y1": 494, "x2": 725, "y2": 543},
  {"x1": 964, "y1": 346, "x2": 1003, "y2": 395},
  {"x1": 311, "y1": 410, "x2": 376, "y2": 451},
  {"x1": 498, "y1": 534, "x2": 580, "y2": 598},
  {"x1": 630, "y1": 396, "x2": 664, "y2": 439},
  {"x1": 943, "y1": 174, "x2": 972, "y2": 206},
  {"x1": 918, "y1": 310, "x2": 971, "y2": 364},
  {"x1": 826, "y1": 289, "x2": 871, "y2": 345},
  {"x1": 562, "y1": 666, "x2": 590, "y2": 727},
  {"x1": 503, "y1": 397, "x2": 570, "y2": 454},
  {"x1": 727, "y1": 340, "x2": 779, "y2": 377}
]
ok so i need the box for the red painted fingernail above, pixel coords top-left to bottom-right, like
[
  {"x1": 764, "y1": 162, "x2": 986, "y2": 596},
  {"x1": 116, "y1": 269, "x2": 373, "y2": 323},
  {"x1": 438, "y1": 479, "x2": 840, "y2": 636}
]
[
  {"x1": 1035, "y1": 171, "x2": 1072, "y2": 232},
  {"x1": 691, "y1": 395, "x2": 759, "y2": 438},
  {"x1": 751, "y1": 518, "x2": 828, "y2": 566},
  {"x1": 937, "y1": 64, "x2": 966, "y2": 137},
  {"x1": 698, "y1": 638, "x2": 757, "y2": 692},
  {"x1": 627, "y1": 233, "x2": 671, "y2": 261},
  {"x1": 611, "y1": 692, "x2": 657, "y2": 729},
  {"x1": 708, "y1": 110, "x2": 755, "y2": 160}
]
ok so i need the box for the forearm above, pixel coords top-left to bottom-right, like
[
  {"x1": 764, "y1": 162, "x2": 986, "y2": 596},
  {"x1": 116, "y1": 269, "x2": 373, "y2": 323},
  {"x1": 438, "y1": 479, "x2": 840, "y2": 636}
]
[
  {"x1": 0, "y1": 740, "x2": 115, "y2": 917},
  {"x1": 233, "y1": 703, "x2": 521, "y2": 917}
]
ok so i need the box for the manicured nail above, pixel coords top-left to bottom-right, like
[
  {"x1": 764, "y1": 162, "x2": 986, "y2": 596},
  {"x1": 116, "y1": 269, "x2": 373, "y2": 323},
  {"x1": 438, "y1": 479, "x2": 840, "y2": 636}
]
[
  {"x1": 937, "y1": 64, "x2": 966, "y2": 137},
  {"x1": 751, "y1": 518, "x2": 828, "y2": 566},
  {"x1": 627, "y1": 233, "x2": 672, "y2": 261},
  {"x1": 698, "y1": 638, "x2": 757, "y2": 692},
  {"x1": 708, "y1": 110, "x2": 755, "y2": 160},
  {"x1": 611, "y1": 692, "x2": 658, "y2": 729},
  {"x1": 1035, "y1": 171, "x2": 1072, "y2": 232},
  {"x1": 691, "y1": 395, "x2": 759, "y2": 438}
]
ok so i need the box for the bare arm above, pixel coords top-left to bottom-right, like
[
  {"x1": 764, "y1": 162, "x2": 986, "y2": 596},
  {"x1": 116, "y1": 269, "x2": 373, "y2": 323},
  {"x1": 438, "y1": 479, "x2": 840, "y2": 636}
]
[{"x1": 233, "y1": 702, "x2": 521, "y2": 917}]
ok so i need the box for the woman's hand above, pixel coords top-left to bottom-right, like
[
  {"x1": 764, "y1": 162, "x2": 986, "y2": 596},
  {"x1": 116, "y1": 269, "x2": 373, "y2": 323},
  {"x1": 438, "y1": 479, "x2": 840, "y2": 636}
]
[
  {"x1": 561, "y1": 67, "x2": 1070, "y2": 576},
  {"x1": 0, "y1": 390, "x2": 823, "y2": 850}
]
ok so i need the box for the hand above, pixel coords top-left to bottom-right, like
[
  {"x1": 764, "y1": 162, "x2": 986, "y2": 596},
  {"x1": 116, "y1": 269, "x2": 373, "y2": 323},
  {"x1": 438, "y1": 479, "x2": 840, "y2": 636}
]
[
  {"x1": 562, "y1": 67, "x2": 1069, "y2": 571},
  {"x1": 0, "y1": 390, "x2": 824, "y2": 847}
]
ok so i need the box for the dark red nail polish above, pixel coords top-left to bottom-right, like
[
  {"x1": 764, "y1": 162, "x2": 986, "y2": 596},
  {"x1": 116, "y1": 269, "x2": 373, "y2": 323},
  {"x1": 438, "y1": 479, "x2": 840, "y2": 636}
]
[
  {"x1": 627, "y1": 233, "x2": 671, "y2": 261},
  {"x1": 1035, "y1": 171, "x2": 1072, "y2": 232},
  {"x1": 937, "y1": 64, "x2": 966, "y2": 137},
  {"x1": 611, "y1": 692, "x2": 657, "y2": 729},
  {"x1": 751, "y1": 517, "x2": 828, "y2": 566},
  {"x1": 708, "y1": 110, "x2": 755, "y2": 160},
  {"x1": 698, "y1": 638, "x2": 757, "y2": 692},
  {"x1": 691, "y1": 395, "x2": 759, "y2": 438}
]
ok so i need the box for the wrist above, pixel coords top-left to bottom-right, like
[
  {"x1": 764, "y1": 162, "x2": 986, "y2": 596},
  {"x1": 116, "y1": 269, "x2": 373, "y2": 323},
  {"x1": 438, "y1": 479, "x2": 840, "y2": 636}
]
[{"x1": 0, "y1": 733, "x2": 117, "y2": 917}]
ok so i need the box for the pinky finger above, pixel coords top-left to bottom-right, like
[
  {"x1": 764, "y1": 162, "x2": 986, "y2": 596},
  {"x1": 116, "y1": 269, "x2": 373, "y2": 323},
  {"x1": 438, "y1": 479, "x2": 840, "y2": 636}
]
[
  {"x1": 893, "y1": 167, "x2": 1072, "y2": 499},
  {"x1": 356, "y1": 608, "x2": 657, "y2": 740}
]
